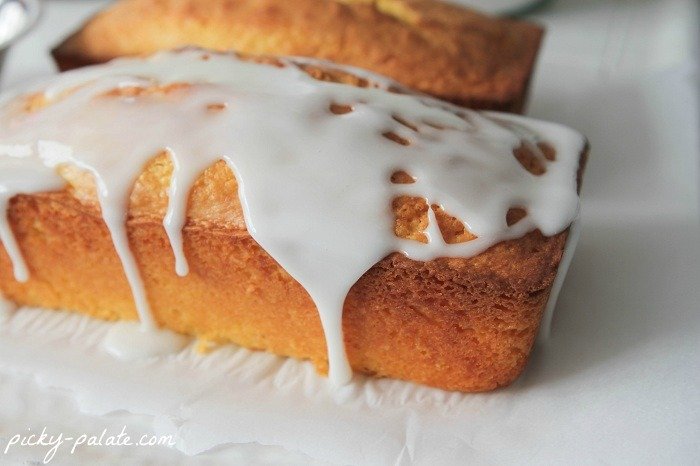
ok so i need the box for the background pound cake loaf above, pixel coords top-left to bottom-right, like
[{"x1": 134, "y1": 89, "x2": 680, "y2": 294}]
[{"x1": 51, "y1": 0, "x2": 544, "y2": 112}]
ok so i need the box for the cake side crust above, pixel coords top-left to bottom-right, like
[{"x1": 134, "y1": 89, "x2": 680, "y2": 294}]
[{"x1": 0, "y1": 187, "x2": 566, "y2": 392}]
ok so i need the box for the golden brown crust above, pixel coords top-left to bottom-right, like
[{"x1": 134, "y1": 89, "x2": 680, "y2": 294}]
[
  {"x1": 51, "y1": 0, "x2": 544, "y2": 112},
  {"x1": 0, "y1": 190, "x2": 567, "y2": 392},
  {"x1": 0, "y1": 58, "x2": 586, "y2": 392},
  {"x1": 0, "y1": 154, "x2": 584, "y2": 392}
]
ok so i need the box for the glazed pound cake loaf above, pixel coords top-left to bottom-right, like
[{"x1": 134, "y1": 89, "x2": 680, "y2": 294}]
[
  {"x1": 51, "y1": 0, "x2": 544, "y2": 112},
  {"x1": 0, "y1": 50, "x2": 587, "y2": 392}
]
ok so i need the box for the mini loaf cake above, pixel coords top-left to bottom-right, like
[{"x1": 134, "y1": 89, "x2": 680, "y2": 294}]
[
  {"x1": 0, "y1": 50, "x2": 587, "y2": 392},
  {"x1": 51, "y1": 0, "x2": 544, "y2": 113}
]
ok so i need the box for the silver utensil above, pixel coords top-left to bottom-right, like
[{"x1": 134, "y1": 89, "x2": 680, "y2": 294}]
[{"x1": 0, "y1": 0, "x2": 40, "y2": 82}]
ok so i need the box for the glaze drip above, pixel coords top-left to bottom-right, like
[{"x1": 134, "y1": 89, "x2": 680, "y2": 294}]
[{"x1": 0, "y1": 50, "x2": 585, "y2": 384}]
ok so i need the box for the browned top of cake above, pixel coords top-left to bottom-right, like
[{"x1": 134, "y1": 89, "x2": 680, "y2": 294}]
[{"x1": 52, "y1": 0, "x2": 544, "y2": 111}]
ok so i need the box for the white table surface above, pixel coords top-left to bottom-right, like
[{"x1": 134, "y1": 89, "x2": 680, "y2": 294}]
[{"x1": 0, "y1": 0, "x2": 699, "y2": 464}]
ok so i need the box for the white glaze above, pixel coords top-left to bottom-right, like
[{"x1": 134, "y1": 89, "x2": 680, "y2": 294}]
[
  {"x1": 103, "y1": 321, "x2": 190, "y2": 360},
  {"x1": 0, "y1": 50, "x2": 585, "y2": 384},
  {"x1": 0, "y1": 150, "x2": 65, "y2": 282},
  {"x1": 538, "y1": 215, "x2": 582, "y2": 342}
]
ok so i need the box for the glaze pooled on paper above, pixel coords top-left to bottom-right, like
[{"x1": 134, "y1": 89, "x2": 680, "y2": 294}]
[{"x1": 0, "y1": 50, "x2": 584, "y2": 385}]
